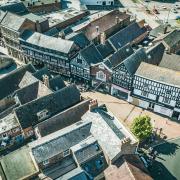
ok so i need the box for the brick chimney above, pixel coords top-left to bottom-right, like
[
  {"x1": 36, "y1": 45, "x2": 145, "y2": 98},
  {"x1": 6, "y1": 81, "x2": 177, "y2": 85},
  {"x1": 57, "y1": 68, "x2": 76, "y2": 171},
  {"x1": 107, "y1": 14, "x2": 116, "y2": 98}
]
[
  {"x1": 89, "y1": 99, "x2": 98, "y2": 111},
  {"x1": 43, "y1": 75, "x2": 50, "y2": 88}
]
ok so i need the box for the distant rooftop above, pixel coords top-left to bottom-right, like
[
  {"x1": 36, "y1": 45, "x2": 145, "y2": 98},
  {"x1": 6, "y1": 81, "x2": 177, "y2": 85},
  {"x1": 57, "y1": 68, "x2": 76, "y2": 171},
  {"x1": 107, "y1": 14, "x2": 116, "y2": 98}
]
[
  {"x1": 42, "y1": 8, "x2": 86, "y2": 28},
  {"x1": 23, "y1": 0, "x2": 61, "y2": 7}
]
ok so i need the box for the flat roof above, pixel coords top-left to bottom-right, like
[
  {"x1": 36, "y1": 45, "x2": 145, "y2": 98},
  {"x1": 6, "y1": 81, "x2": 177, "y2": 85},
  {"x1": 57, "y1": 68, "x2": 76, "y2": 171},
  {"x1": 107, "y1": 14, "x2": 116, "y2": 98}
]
[
  {"x1": 0, "y1": 146, "x2": 39, "y2": 180},
  {"x1": 42, "y1": 8, "x2": 85, "y2": 27}
]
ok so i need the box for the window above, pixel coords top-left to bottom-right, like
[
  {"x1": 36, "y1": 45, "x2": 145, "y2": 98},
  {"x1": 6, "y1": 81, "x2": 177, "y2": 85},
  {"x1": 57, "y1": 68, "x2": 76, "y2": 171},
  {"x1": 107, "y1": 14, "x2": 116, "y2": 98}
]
[
  {"x1": 162, "y1": 97, "x2": 171, "y2": 104},
  {"x1": 77, "y1": 58, "x2": 82, "y2": 64},
  {"x1": 96, "y1": 71, "x2": 106, "y2": 81},
  {"x1": 63, "y1": 149, "x2": 70, "y2": 157},
  {"x1": 141, "y1": 91, "x2": 149, "y2": 97}
]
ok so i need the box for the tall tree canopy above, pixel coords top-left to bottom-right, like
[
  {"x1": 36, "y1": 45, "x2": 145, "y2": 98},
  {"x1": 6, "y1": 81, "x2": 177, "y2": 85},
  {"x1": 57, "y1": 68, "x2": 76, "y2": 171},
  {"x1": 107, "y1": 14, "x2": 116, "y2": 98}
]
[{"x1": 131, "y1": 115, "x2": 153, "y2": 141}]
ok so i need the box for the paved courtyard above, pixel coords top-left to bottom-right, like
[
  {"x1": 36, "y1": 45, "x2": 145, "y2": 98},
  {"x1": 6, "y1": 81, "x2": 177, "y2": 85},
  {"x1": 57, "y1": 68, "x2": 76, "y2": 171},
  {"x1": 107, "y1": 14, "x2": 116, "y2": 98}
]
[{"x1": 82, "y1": 91, "x2": 180, "y2": 139}]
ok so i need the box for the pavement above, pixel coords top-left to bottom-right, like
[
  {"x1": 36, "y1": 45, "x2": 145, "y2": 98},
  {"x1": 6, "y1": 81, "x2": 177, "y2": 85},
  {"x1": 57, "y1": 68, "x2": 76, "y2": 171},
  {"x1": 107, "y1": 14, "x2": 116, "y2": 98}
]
[
  {"x1": 149, "y1": 137, "x2": 180, "y2": 180},
  {"x1": 82, "y1": 91, "x2": 180, "y2": 140},
  {"x1": 120, "y1": 0, "x2": 160, "y2": 28}
]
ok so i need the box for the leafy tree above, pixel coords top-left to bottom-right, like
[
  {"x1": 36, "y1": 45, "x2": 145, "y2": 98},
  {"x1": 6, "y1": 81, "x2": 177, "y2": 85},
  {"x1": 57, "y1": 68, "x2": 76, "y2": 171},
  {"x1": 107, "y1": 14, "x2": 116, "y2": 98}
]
[{"x1": 130, "y1": 115, "x2": 153, "y2": 141}]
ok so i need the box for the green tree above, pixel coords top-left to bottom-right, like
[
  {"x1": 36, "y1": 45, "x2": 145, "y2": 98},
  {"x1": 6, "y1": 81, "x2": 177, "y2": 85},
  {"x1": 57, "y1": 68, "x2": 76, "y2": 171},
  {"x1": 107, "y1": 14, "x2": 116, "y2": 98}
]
[{"x1": 131, "y1": 115, "x2": 153, "y2": 141}]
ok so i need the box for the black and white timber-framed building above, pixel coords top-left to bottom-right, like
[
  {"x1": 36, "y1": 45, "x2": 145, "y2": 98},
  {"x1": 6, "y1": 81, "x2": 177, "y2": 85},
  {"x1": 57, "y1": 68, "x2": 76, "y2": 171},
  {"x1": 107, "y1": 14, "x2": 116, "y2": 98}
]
[
  {"x1": 20, "y1": 31, "x2": 79, "y2": 77},
  {"x1": 70, "y1": 44, "x2": 103, "y2": 84},
  {"x1": 132, "y1": 62, "x2": 180, "y2": 119},
  {"x1": 111, "y1": 48, "x2": 147, "y2": 101}
]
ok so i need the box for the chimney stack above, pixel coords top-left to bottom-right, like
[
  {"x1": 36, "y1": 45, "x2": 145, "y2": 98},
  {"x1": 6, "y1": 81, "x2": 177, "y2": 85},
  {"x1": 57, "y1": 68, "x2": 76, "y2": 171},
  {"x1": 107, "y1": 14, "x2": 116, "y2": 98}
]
[
  {"x1": 43, "y1": 75, "x2": 50, "y2": 88},
  {"x1": 59, "y1": 31, "x2": 65, "y2": 39},
  {"x1": 115, "y1": 16, "x2": 119, "y2": 24},
  {"x1": 96, "y1": 26, "x2": 99, "y2": 33},
  {"x1": 100, "y1": 32, "x2": 106, "y2": 45},
  {"x1": 164, "y1": 26, "x2": 168, "y2": 34},
  {"x1": 89, "y1": 99, "x2": 98, "y2": 111}
]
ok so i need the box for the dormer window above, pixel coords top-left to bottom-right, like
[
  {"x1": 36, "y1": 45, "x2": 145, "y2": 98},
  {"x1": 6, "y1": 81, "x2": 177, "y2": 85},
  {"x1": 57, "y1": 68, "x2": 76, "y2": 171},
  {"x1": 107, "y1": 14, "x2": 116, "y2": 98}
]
[{"x1": 37, "y1": 109, "x2": 49, "y2": 121}]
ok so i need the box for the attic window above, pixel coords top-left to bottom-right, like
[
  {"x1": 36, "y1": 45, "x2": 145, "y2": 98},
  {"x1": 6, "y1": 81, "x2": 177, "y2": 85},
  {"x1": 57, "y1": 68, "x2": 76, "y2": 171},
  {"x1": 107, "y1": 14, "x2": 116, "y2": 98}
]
[
  {"x1": 126, "y1": 48, "x2": 130, "y2": 52},
  {"x1": 37, "y1": 109, "x2": 49, "y2": 121}
]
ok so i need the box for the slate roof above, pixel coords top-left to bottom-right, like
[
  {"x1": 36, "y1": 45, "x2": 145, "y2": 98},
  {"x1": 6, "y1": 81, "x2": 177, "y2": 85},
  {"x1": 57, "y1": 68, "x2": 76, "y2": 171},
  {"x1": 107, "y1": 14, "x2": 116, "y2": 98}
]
[
  {"x1": 123, "y1": 48, "x2": 147, "y2": 75},
  {"x1": 1, "y1": 12, "x2": 27, "y2": 31},
  {"x1": 66, "y1": 32, "x2": 90, "y2": 49},
  {"x1": 0, "y1": 2, "x2": 28, "y2": 15},
  {"x1": 146, "y1": 42, "x2": 165, "y2": 65},
  {"x1": 15, "y1": 82, "x2": 42, "y2": 105},
  {"x1": 135, "y1": 62, "x2": 180, "y2": 87},
  {"x1": 108, "y1": 22, "x2": 147, "y2": 50},
  {"x1": 96, "y1": 41, "x2": 115, "y2": 59},
  {"x1": 25, "y1": 32, "x2": 75, "y2": 54},
  {"x1": 33, "y1": 68, "x2": 66, "y2": 91},
  {"x1": 15, "y1": 84, "x2": 81, "y2": 129},
  {"x1": 20, "y1": 29, "x2": 34, "y2": 41},
  {"x1": 49, "y1": 75, "x2": 66, "y2": 91},
  {"x1": 15, "y1": 81, "x2": 52, "y2": 105},
  {"x1": 104, "y1": 44, "x2": 134, "y2": 69},
  {"x1": 32, "y1": 67, "x2": 51, "y2": 81},
  {"x1": 44, "y1": 27, "x2": 59, "y2": 37},
  {"x1": 72, "y1": 137, "x2": 102, "y2": 165},
  {"x1": 81, "y1": 109, "x2": 136, "y2": 161},
  {"x1": 36, "y1": 100, "x2": 90, "y2": 137},
  {"x1": 18, "y1": 71, "x2": 39, "y2": 89},
  {"x1": 159, "y1": 53, "x2": 180, "y2": 71},
  {"x1": 80, "y1": 44, "x2": 103, "y2": 65},
  {"x1": 30, "y1": 121, "x2": 92, "y2": 163},
  {"x1": 163, "y1": 30, "x2": 180, "y2": 48},
  {"x1": 0, "y1": 64, "x2": 36, "y2": 100},
  {"x1": 104, "y1": 154, "x2": 152, "y2": 180}
]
